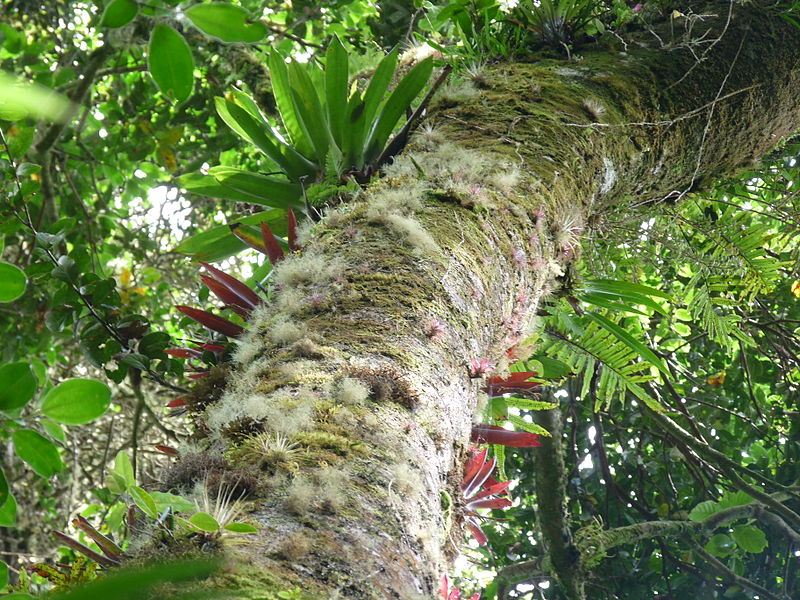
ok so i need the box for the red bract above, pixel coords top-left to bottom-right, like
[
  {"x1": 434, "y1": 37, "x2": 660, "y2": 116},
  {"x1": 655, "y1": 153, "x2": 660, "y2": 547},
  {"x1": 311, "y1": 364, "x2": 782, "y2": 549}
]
[
  {"x1": 287, "y1": 207, "x2": 299, "y2": 252},
  {"x1": 176, "y1": 305, "x2": 244, "y2": 338},
  {"x1": 165, "y1": 348, "x2": 203, "y2": 359},
  {"x1": 199, "y1": 262, "x2": 261, "y2": 318},
  {"x1": 471, "y1": 424, "x2": 541, "y2": 447},
  {"x1": 440, "y1": 575, "x2": 480, "y2": 600},
  {"x1": 484, "y1": 371, "x2": 540, "y2": 396},
  {"x1": 166, "y1": 397, "x2": 187, "y2": 408},
  {"x1": 154, "y1": 444, "x2": 178, "y2": 455},
  {"x1": 461, "y1": 447, "x2": 512, "y2": 545}
]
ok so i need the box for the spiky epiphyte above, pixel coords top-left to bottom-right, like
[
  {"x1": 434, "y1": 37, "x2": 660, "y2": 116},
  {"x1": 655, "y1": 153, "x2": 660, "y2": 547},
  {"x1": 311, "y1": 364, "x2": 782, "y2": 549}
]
[
  {"x1": 228, "y1": 433, "x2": 302, "y2": 469},
  {"x1": 461, "y1": 447, "x2": 512, "y2": 545},
  {"x1": 194, "y1": 478, "x2": 247, "y2": 530}
]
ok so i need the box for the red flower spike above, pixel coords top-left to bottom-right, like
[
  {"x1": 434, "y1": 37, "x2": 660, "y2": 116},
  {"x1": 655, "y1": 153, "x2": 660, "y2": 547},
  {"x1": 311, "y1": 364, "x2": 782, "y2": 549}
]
[
  {"x1": 471, "y1": 424, "x2": 542, "y2": 447},
  {"x1": 176, "y1": 305, "x2": 244, "y2": 338},
  {"x1": 188, "y1": 371, "x2": 210, "y2": 380},
  {"x1": 200, "y1": 275, "x2": 251, "y2": 319},
  {"x1": 461, "y1": 446, "x2": 512, "y2": 546},
  {"x1": 165, "y1": 348, "x2": 203, "y2": 359},
  {"x1": 260, "y1": 222, "x2": 286, "y2": 265},
  {"x1": 484, "y1": 371, "x2": 540, "y2": 396},
  {"x1": 287, "y1": 207, "x2": 299, "y2": 251},
  {"x1": 166, "y1": 397, "x2": 187, "y2": 408},
  {"x1": 155, "y1": 444, "x2": 178, "y2": 456},
  {"x1": 200, "y1": 262, "x2": 261, "y2": 312},
  {"x1": 440, "y1": 575, "x2": 480, "y2": 600}
]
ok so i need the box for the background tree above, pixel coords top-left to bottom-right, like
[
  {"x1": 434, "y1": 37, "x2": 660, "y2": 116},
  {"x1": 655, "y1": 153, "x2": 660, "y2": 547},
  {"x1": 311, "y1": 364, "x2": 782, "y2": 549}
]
[{"x1": 1, "y1": 1, "x2": 800, "y2": 599}]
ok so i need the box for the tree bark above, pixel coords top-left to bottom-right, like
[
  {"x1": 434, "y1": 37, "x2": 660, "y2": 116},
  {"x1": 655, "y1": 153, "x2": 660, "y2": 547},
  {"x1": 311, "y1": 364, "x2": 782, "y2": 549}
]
[{"x1": 159, "y1": 5, "x2": 800, "y2": 599}]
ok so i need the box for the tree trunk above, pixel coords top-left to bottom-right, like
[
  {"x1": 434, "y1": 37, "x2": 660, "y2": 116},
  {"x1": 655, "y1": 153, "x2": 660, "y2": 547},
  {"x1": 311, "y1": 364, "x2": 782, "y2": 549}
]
[{"x1": 159, "y1": 5, "x2": 800, "y2": 599}]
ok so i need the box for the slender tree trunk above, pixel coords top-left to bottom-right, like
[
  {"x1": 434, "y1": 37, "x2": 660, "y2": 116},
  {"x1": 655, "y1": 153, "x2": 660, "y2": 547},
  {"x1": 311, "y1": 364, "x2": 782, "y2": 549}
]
[{"x1": 158, "y1": 5, "x2": 800, "y2": 598}]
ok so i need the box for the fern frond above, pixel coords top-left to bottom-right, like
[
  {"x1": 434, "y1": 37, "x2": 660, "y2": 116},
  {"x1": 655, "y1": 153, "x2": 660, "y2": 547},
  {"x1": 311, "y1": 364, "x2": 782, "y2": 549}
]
[{"x1": 543, "y1": 313, "x2": 663, "y2": 412}]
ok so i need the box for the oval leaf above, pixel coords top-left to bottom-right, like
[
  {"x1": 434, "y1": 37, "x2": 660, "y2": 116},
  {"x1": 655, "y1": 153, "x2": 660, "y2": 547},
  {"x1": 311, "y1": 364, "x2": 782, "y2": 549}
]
[
  {"x1": 0, "y1": 262, "x2": 26, "y2": 302},
  {"x1": 13, "y1": 429, "x2": 64, "y2": 478},
  {"x1": 0, "y1": 492, "x2": 17, "y2": 527},
  {"x1": 732, "y1": 524, "x2": 767, "y2": 553},
  {"x1": 148, "y1": 24, "x2": 194, "y2": 103},
  {"x1": 100, "y1": 0, "x2": 138, "y2": 28},
  {"x1": 188, "y1": 511, "x2": 219, "y2": 532},
  {"x1": 185, "y1": 3, "x2": 267, "y2": 43},
  {"x1": 0, "y1": 362, "x2": 36, "y2": 412},
  {"x1": 0, "y1": 467, "x2": 7, "y2": 509},
  {"x1": 223, "y1": 522, "x2": 258, "y2": 533},
  {"x1": 130, "y1": 486, "x2": 159, "y2": 519},
  {"x1": 41, "y1": 378, "x2": 111, "y2": 425}
]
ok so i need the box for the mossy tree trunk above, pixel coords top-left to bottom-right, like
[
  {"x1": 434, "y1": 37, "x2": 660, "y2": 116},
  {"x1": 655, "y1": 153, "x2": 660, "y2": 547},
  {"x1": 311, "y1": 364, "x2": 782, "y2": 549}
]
[{"x1": 169, "y1": 5, "x2": 800, "y2": 599}]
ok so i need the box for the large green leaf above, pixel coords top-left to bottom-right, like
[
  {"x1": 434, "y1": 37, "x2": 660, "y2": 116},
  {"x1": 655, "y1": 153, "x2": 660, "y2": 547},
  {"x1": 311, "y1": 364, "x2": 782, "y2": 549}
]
[
  {"x1": 13, "y1": 429, "x2": 64, "y2": 478},
  {"x1": 268, "y1": 50, "x2": 313, "y2": 157},
  {"x1": 0, "y1": 561, "x2": 7, "y2": 591},
  {"x1": 172, "y1": 209, "x2": 286, "y2": 261},
  {"x1": 325, "y1": 36, "x2": 349, "y2": 153},
  {"x1": 732, "y1": 524, "x2": 768, "y2": 553},
  {"x1": 0, "y1": 72, "x2": 71, "y2": 121},
  {"x1": 365, "y1": 57, "x2": 433, "y2": 164},
  {"x1": 148, "y1": 24, "x2": 194, "y2": 103},
  {"x1": 0, "y1": 261, "x2": 27, "y2": 302},
  {"x1": 0, "y1": 362, "x2": 37, "y2": 412},
  {"x1": 287, "y1": 61, "x2": 329, "y2": 161},
  {"x1": 209, "y1": 167, "x2": 304, "y2": 208},
  {"x1": 41, "y1": 378, "x2": 111, "y2": 424},
  {"x1": 100, "y1": 0, "x2": 138, "y2": 28},
  {"x1": 349, "y1": 49, "x2": 397, "y2": 166},
  {"x1": 185, "y1": 3, "x2": 267, "y2": 43},
  {"x1": 215, "y1": 97, "x2": 316, "y2": 179}
]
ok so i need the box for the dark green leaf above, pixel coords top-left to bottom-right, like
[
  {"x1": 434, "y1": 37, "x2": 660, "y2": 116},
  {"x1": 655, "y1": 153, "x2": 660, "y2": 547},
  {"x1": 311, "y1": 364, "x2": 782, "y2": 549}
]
[
  {"x1": 148, "y1": 24, "x2": 194, "y2": 103},
  {"x1": 0, "y1": 362, "x2": 37, "y2": 412},
  {"x1": 139, "y1": 331, "x2": 172, "y2": 358},
  {"x1": 41, "y1": 378, "x2": 111, "y2": 425},
  {"x1": 185, "y1": 3, "x2": 267, "y2": 43},
  {"x1": 13, "y1": 429, "x2": 64, "y2": 478}
]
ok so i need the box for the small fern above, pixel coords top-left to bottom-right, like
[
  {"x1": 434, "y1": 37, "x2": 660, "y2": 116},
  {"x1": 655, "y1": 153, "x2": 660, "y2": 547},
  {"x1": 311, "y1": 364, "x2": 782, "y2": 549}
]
[{"x1": 543, "y1": 309, "x2": 663, "y2": 412}]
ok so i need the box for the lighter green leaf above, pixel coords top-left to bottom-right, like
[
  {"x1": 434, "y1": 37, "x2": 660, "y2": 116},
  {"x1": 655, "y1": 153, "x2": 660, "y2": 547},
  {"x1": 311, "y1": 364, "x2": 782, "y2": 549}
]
[
  {"x1": 41, "y1": 378, "x2": 111, "y2": 425},
  {"x1": 13, "y1": 429, "x2": 64, "y2": 478},
  {"x1": 148, "y1": 25, "x2": 194, "y2": 103},
  {"x1": 185, "y1": 3, "x2": 267, "y2": 43},
  {"x1": 188, "y1": 511, "x2": 219, "y2": 532},
  {"x1": 732, "y1": 524, "x2": 767, "y2": 553},
  {"x1": 0, "y1": 262, "x2": 27, "y2": 303}
]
